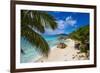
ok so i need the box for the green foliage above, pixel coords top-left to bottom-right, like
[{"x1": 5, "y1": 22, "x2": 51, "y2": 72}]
[
  {"x1": 80, "y1": 44, "x2": 88, "y2": 53},
  {"x1": 21, "y1": 10, "x2": 57, "y2": 56},
  {"x1": 21, "y1": 10, "x2": 57, "y2": 33},
  {"x1": 69, "y1": 25, "x2": 89, "y2": 43},
  {"x1": 69, "y1": 25, "x2": 89, "y2": 53},
  {"x1": 80, "y1": 48, "x2": 88, "y2": 53},
  {"x1": 21, "y1": 26, "x2": 50, "y2": 56}
]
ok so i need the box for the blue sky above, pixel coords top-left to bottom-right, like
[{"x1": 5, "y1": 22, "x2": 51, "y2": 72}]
[{"x1": 43, "y1": 11, "x2": 90, "y2": 35}]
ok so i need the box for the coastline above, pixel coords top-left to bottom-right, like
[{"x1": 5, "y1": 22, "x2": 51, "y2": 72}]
[{"x1": 31, "y1": 39, "x2": 88, "y2": 63}]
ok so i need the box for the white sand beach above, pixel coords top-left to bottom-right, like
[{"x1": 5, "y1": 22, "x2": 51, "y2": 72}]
[{"x1": 31, "y1": 39, "x2": 88, "y2": 62}]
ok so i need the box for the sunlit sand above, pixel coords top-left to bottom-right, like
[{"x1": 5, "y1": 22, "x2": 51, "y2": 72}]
[{"x1": 31, "y1": 39, "x2": 88, "y2": 62}]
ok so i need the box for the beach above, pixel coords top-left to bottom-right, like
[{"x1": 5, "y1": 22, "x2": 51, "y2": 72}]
[
  {"x1": 31, "y1": 39, "x2": 88, "y2": 63},
  {"x1": 20, "y1": 11, "x2": 90, "y2": 63}
]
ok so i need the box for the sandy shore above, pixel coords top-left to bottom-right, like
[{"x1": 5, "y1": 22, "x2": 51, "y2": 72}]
[{"x1": 32, "y1": 39, "x2": 88, "y2": 62}]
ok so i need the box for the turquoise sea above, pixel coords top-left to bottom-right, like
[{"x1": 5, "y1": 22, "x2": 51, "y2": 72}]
[{"x1": 21, "y1": 34, "x2": 67, "y2": 63}]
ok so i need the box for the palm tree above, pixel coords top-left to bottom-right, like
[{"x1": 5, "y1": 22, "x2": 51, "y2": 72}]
[{"x1": 21, "y1": 10, "x2": 57, "y2": 57}]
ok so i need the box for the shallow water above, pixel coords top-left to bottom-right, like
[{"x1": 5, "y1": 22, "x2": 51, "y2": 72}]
[{"x1": 21, "y1": 35, "x2": 67, "y2": 63}]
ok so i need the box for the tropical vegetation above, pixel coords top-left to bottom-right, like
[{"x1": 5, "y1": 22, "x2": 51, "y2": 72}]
[
  {"x1": 69, "y1": 25, "x2": 89, "y2": 53},
  {"x1": 21, "y1": 10, "x2": 57, "y2": 56}
]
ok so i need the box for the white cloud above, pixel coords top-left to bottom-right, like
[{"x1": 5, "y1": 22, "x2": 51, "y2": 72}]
[
  {"x1": 44, "y1": 16, "x2": 77, "y2": 35},
  {"x1": 56, "y1": 20, "x2": 65, "y2": 30},
  {"x1": 56, "y1": 16, "x2": 77, "y2": 28},
  {"x1": 65, "y1": 16, "x2": 77, "y2": 26}
]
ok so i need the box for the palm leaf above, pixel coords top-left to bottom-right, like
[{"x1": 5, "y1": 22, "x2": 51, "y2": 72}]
[
  {"x1": 34, "y1": 11, "x2": 57, "y2": 30},
  {"x1": 21, "y1": 10, "x2": 57, "y2": 33},
  {"x1": 21, "y1": 25, "x2": 50, "y2": 57},
  {"x1": 21, "y1": 10, "x2": 45, "y2": 33},
  {"x1": 21, "y1": 10, "x2": 58, "y2": 56}
]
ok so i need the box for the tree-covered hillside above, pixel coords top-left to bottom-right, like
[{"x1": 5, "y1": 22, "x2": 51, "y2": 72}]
[
  {"x1": 69, "y1": 25, "x2": 89, "y2": 43},
  {"x1": 69, "y1": 25, "x2": 89, "y2": 53}
]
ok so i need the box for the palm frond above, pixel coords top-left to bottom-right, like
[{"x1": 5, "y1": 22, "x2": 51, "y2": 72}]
[
  {"x1": 36, "y1": 11, "x2": 57, "y2": 30},
  {"x1": 21, "y1": 10, "x2": 58, "y2": 56},
  {"x1": 21, "y1": 25, "x2": 50, "y2": 57},
  {"x1": 21, "y1": 10, "x2": 45, "y2": 33},
  {"x1": 21, "y1": 10, "x2": 57, "y2": 32}
]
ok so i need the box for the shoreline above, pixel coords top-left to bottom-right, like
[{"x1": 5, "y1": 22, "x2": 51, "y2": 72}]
[{"x1": 31, "y1": 39, "x2": 89, "y2": 63}]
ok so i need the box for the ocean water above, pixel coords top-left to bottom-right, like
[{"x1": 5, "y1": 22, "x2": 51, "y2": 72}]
[
  {"x1": 21, "y1": 35, "x2": 66, "y2": 63},
  {"x1": 21, "y1": 37, "x2": 40, "y2": 63}
]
